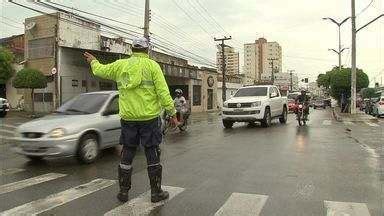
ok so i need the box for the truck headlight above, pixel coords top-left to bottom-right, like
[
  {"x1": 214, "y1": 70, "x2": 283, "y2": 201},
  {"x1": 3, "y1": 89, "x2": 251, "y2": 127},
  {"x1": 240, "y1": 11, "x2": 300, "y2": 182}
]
[
  {"x1": 49, "y1": 128, "x2": 65, "y2": 138},
  {"x1": 251, "y1": 101, "x2": 261, "y2": 107}
]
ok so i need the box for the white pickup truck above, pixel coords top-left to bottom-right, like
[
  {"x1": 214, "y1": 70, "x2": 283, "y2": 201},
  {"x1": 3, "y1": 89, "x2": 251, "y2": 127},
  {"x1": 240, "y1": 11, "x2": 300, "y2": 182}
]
[{"x1": 222, "y1": 85, "x2": 288, "y2": 128}]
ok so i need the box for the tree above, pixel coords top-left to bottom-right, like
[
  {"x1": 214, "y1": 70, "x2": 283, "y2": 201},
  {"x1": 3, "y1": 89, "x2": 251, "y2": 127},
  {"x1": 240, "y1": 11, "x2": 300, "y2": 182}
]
[
  {"x1": 361, "y1": 88, "x2": 377, "y2": 99},
  {"x1": 13, "y1": 68, "x2": 47, "y2": 113},
  {"x1": 328, "y1": 67, "x2": 369, "y2": 101},
  {"x1": 0, "y1": 46, "x2": 15, "y2": 85}
]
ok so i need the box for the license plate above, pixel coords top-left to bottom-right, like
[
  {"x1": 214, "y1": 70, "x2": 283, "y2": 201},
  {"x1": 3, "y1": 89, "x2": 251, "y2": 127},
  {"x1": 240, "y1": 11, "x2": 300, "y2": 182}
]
[{"x1": 234, "y1": 109, "x2": 244, "y2": 112}]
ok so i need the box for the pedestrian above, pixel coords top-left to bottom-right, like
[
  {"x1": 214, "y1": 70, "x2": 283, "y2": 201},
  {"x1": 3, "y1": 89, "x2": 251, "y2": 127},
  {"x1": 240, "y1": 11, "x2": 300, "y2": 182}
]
[{"x1": 84, "y1": 37, "x2": 179, "y2": 203}]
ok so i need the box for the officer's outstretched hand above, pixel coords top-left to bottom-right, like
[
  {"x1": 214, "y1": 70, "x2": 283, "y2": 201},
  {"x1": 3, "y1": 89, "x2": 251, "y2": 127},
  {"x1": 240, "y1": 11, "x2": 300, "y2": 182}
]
[
  {"x1": 84, "y1": 52, "x2": 96, "y2": 64},
  {"x1": 169, "y1": 116, "x2": 179, "y2": 128}
]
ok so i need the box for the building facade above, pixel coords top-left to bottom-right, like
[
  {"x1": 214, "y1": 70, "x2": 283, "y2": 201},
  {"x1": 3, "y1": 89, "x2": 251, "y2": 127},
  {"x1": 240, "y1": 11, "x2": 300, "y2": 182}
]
[
  {"x1": 243, "y1": 38, "x2": 282, "y2": 85},
  {"x1": 18, "y1": 12, "x2": 218, "y2": 113},
  {"x1": 216, "y1": 45, "x2": 239, "y2": 76}
]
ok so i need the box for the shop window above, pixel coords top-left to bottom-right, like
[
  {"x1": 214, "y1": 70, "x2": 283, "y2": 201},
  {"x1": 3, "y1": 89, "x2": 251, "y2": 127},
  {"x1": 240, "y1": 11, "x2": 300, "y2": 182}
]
[{"x1": 193, "y1": 85, "x2": 202, "y2": 106}]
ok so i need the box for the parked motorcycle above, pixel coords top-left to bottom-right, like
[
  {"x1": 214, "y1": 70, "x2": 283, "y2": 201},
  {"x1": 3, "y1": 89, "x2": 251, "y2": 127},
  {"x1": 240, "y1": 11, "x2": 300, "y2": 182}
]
[{"x1": 295, "y1": 103, "x2": 308, "y2": 126}]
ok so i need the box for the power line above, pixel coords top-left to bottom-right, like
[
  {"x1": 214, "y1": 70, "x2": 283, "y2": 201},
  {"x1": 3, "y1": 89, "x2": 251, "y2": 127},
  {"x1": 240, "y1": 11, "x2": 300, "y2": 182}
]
[
  {"x1": 170, "y1": 0, "x2": 213, "y2": 38},
  {"x1": 185, "y1": 0, "x2": 220, "y2": 35},
  {"x1": 195, "y1": 0, "x2": 229, "y2": 35},
  {"x1": 151, "y1": 33, "x2": 216, "y2": 66},
  {"x1": 48, "y1": 1, "x2": 142, "y2": 30},
  {"x1": 357, "y1": 0, "x2": 374, "y2": 16},
  {"x1": 0, "y1": 20, "x2": 23, "y2": 30}
]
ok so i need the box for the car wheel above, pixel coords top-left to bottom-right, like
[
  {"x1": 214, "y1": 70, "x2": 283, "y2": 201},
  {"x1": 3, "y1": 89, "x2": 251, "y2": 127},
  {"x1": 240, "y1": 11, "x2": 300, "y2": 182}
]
[
  {"x1": 279, "y1": 106, "x2": 287, "y2": 124},
  {"x1": 261, "y1": 108, "x2": 271, "y2": 128},
  {"x1": 223, "y1": 120, "x2": 234, "y2": 129},
  {"x1": 26, "y1": 155, "x2": 44, "y2": 161},
  {"x1": 77, "y1": 133, "x2": 99, "y2": 164}
]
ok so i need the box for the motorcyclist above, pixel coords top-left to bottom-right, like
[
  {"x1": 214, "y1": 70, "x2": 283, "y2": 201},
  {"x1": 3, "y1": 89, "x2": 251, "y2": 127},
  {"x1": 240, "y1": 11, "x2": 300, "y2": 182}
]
[
  {"x1": 295, "y1": 89, "x2": 310, "y2": 116},
  {"x1": 174, "y1": 89, "x2": 187, "y2": 124}
]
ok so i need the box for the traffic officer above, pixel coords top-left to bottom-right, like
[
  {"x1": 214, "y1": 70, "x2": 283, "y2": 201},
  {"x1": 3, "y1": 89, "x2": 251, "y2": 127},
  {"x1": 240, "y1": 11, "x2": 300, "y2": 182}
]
[{"x1": 84, "y1": 37, "x2": 178, "y2": 203}]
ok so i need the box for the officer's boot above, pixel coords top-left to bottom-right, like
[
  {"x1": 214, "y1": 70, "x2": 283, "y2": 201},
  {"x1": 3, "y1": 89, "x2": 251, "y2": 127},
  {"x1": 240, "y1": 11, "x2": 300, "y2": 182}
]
[
  {"x1": 117, "y1": 164, "x2": 132, "y2": 202},
  {"x1": 147, "y1": 164, "x2": 169, "y2": 203}
]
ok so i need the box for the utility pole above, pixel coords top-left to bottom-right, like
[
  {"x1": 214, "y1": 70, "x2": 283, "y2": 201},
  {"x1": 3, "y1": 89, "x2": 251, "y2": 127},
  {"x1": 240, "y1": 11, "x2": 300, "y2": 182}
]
[
  {"x1": 144, "y1": 0, "x2": 150, "y2": 40},
  {"x1": 351, "y1": 0, "x2": 357, "y2": 114},
  {"x1": 214, "y1": 36, "x2": 232, "y2": 104},
  {"x1": 268, "y1": 58, "x2": 278, "y2": 84}
]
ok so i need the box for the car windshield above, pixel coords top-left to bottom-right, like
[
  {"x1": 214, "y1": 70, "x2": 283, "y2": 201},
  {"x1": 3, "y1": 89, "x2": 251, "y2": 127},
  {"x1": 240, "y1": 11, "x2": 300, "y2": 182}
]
[
  {"x1": 56, "y1": 94, "x2": 109, "y2": 115},
  {"x1": 234, "y1": 87, "x2": 268, "y2": 97}
]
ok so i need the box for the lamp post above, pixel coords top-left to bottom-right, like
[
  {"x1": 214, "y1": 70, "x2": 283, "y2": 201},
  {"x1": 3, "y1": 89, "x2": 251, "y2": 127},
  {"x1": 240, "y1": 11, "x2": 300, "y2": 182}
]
[{"x1": 322, "y1": 17, "x2": 350, "y2": 71}]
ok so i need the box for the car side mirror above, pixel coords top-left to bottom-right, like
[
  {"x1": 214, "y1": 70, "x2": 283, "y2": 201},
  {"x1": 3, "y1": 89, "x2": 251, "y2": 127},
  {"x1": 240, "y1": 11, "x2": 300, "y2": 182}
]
[{"x1": 270, "y1": 92, "x2": 277, "y2": 98}]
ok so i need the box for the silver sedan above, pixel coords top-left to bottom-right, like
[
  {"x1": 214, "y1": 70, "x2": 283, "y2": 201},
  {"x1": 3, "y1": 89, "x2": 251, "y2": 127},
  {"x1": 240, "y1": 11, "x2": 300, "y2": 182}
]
[{"x1": 12, "y1": 91, "x2": 121, "y2": 163}]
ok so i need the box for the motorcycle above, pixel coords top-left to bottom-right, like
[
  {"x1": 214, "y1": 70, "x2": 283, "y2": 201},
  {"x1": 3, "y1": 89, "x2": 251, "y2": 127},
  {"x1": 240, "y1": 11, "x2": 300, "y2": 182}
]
[
  {"x1": 295, "y1": 103, "x2": 308, "y2": 126},
  {"x1": 161, "y1": 111, "x2": 190, "y2": 135}
]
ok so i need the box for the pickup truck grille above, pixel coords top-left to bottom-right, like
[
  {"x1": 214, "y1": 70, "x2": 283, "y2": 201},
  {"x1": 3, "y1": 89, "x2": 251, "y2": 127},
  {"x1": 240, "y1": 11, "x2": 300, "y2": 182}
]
[
  {"x1": 223, "y1": 111, "x2": 259, "y2": 115},
  {"x1": 228, "y1": 103, "x2": 252, "y2": 108}
]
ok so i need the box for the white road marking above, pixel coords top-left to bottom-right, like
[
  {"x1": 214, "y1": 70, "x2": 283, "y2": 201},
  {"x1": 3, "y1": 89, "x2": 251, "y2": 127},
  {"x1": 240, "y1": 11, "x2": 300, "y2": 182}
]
[
  {"x1": 324, "y1": 201, "x2": 371, "y2": 216},
  {"x1": 214, "y1": 193, "x2": 268, "y2": 216},
  {"x1": 104, "y1": 186, "x2": 184, "y2": 216},
  {"x1": 0, "y1": 173, "x2": 67, "y2": 195},
  {"x1": 0, "y1": 129, "x2": 14, "y2": 135},
  {"x1": 0, "y1": 168, "x2": 24, "y2": 176},
  {"x1": 322, "y1": 120, "x2": 332, "y2": 126},
  {"x1": 0, "y1": 178, "x2": 116, "y2": 216},
  {"x1": 343, "y1": 121, "x2": 354, "y2": 125},
  {"x1": 1, "y1": 124, "x2": 17, "y2": 129},
  {"x1": 365, "y1": 122, "x2": 379, "y2": 127}
]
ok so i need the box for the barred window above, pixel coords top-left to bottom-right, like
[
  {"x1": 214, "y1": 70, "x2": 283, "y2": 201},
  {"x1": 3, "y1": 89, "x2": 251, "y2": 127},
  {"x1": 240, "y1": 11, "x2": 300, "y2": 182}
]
[{"x1": 28, "y1": 37, "x2": 54, "y2": 59}]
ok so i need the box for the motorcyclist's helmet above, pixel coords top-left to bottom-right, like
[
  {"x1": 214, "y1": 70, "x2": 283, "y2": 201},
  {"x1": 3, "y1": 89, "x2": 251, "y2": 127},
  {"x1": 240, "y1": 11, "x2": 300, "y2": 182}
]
[
  {"x1": 300, "y1": 89, "x2": 307, "y2": 95},
  {"x1": 175, "y1": 89, "x2": 183, "y2": 96}
]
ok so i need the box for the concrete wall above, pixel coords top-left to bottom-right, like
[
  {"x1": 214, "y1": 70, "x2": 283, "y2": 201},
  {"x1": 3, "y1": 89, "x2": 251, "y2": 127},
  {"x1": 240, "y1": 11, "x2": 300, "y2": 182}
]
[
  {"x1": 6, "y1": 64, "x2": 24, "y2": 108},
  {"x1": 58, "y1": 12, "x2": 100, "y2": 50},
  {"x1": 217, "y1": 82, "x2": 243, "y2": 107}
]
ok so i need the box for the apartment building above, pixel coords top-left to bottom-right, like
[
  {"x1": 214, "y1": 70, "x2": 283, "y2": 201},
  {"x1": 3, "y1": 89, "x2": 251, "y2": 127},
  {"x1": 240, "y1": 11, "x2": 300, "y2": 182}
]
[
  {"x1": 216, "y1": 45, "x2": 239, "y2": 76},
  {"x1": 243, "y1": 38, "x2": 282, "y2": 84}
]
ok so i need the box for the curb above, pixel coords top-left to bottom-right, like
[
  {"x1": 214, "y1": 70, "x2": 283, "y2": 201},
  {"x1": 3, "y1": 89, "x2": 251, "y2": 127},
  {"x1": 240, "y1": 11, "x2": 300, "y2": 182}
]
[{"x1": 332, "y1": 107, "x2": 378, "y2": 123}]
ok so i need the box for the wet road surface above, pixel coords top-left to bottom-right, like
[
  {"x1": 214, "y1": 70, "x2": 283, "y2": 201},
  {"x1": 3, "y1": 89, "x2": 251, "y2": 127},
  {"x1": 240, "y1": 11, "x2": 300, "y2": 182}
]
[{"x1": 0, "y1": 109, "x2": 383, "y2": 216}]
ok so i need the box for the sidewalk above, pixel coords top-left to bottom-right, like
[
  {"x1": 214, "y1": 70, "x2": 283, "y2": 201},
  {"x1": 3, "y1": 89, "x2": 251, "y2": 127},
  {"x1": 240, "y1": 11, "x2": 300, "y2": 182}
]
[
  {"x1": 5, "y1": 111, "x2": 46, "y2": 119},
  {"x1": 332, "y1": 106, "x2": 378, "y2": 122}
]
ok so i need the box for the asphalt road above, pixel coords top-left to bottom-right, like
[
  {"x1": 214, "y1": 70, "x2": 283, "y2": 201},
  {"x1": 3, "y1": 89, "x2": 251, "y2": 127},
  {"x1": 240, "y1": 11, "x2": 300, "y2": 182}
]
[{"x1": 0, "y1": 109, "x2": 383, "y2": 216}]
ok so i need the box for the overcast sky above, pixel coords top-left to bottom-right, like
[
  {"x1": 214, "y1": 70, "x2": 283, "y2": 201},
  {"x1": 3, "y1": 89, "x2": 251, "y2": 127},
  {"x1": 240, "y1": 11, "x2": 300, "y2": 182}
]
[{"x1": 1, "y1": 0, "x2": 383, "y2": 85}]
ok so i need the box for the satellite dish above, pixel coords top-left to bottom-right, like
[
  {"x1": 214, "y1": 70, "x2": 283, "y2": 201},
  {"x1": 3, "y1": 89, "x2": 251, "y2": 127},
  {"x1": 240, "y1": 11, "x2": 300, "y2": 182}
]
[{"x1": 25, "y1": 22, "x2": 36, "y2": 31}]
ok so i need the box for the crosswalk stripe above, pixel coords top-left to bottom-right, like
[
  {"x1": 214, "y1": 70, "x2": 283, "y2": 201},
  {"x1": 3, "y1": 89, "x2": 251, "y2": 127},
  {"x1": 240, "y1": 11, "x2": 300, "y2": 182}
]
[
  {"x1": 0, "y1": 178, "x2": 116, "y2": 216},
  {"x1": 1, "y1": 124, "x2": 17, "y2": 129},
  {"x1": 343, "y1": 121, "x2": 354, "y2": 125},
  {"x1": 104, "y1": 186, "x2": 184, "y2": 216},
  {"x1": 365, "y1": 122, "x2": 379, "y2": 127},
  {"x1": 0, "y1": 129, "x2": 14, "y2": 135},
  {"x1": 214, "y1": 193, "x2": 268, "y2": 216},
  {"x1": 322, "y1": 120, "x2": 332, "y2": 126},
  {"x1": 324, "y1": 201, "x2": 371, "y2": 216},
  {"x1": 0, "y1": 168, "x2": 24, "y2": 176},
  {"x1": 0, "y1": 173, "x2": 67, "y2": 195}
]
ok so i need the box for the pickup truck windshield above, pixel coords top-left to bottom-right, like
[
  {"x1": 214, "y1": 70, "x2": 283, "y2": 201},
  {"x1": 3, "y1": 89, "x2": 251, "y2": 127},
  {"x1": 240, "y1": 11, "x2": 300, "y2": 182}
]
[{"x1": 234, "y1": 87, "x2": 268, "y2": 97}]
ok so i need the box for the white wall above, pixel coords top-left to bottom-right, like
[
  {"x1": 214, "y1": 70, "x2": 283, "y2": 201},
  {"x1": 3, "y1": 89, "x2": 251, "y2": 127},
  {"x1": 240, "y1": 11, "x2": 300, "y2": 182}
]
[
  {"x1": 6, "y1": 64, "x2": 23, "y2": 108},
  {"x1": 217, "y1": 82, "x2": 243, "y2": 107}
]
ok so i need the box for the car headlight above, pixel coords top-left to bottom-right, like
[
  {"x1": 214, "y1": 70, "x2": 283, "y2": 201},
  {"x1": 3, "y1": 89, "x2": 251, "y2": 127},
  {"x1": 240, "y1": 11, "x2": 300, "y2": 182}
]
[
  {"x1": 48, "y1": 128, "x2": 65, "y2": 138},
  {"x1": 251, "y1": 101, "x2": 261, "y2": 107},
  {"x1": 223, "y1": 102, "x2": 229, "y2": 108}
]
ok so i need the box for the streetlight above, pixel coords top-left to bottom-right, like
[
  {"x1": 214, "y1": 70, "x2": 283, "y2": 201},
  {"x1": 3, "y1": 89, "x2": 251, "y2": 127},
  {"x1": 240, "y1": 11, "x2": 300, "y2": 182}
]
[{"x1": 322, "y1": 17, "x2": 350, "y2": 71}]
